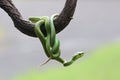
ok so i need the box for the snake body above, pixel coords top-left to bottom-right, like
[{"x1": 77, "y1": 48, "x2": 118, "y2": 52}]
[{"x1": 29, "y1": 14, "x2": 84, "y2": 67}]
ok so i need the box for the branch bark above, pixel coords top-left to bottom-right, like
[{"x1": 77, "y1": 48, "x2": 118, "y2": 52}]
[{"x1": 0, "y1": 0, "x2": 77, "y2": 37}]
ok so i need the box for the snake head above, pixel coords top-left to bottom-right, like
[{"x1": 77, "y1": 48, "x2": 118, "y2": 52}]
[
  {"x1": 29, "y1": 17, "x2": 41, "y2": 23},
  {"x1": 63, "y1": 52, "x2": 84, "y2": 67},
  {"x1": 72, "y1": 52, "x2": 84, "y2": 61}
]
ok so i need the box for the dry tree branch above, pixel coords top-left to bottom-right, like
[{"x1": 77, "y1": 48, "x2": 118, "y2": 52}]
[{"x1": 0, "y1": 0, "x2": 77, "y2": 37}]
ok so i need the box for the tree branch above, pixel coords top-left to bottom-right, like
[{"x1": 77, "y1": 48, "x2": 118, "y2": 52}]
[{"x1": 0, "y1": 0, "x2": 77, "y2": 37}]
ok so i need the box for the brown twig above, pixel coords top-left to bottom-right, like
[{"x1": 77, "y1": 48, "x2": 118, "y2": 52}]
[{"x1": 0, "y1": 0, "x2": 77, "y2": 37}]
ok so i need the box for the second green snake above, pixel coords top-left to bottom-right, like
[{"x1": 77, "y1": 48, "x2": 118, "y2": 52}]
[{"x1": 29, "y1": 14, "x2": 84, "y2": 67}]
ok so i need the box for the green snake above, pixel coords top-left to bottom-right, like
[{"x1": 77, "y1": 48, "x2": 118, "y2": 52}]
[{"x1": 29, "y1": 14, "x2": 84, "y2": 67}]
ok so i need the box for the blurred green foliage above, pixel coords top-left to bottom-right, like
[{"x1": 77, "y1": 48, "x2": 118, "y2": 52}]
[{"x1": 14, "y1": 42, "x2": 120, "y2": 80}]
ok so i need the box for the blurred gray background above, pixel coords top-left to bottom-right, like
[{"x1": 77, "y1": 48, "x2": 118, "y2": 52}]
[{"x1": 0, "y1": 0, "x2": 120, "y2": 80}]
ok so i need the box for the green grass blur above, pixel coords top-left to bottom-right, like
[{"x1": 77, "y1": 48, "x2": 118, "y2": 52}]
[{"x1": 14, "y1": 42, "x2": 120, "y2": 80}]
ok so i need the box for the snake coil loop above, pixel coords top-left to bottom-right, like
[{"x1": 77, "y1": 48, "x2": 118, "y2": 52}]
[{"x1": 29, "y1": 14, "x2": 84, "y2": 67}]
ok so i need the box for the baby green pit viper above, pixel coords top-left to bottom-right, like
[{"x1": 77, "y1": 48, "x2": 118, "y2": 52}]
[{"x1": 29, "y1": 14, "x2": 84, "y2": 67}]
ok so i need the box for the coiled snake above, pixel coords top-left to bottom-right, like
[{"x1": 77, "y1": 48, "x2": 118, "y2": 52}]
[{"x1": 29, "y1": 14, "x2": 84, "y2": 67}]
